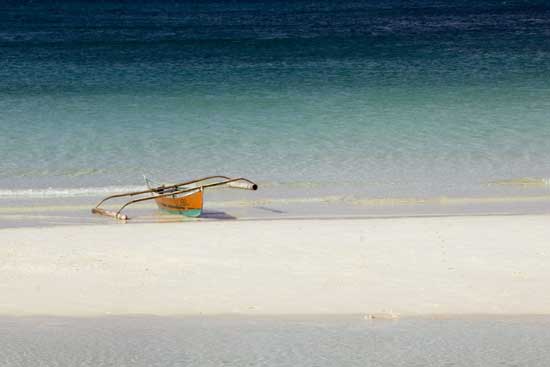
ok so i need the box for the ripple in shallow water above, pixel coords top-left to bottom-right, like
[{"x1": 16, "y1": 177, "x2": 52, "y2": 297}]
[{"x1": 1, "y1": 316, "x2": 550, "y2": 367}]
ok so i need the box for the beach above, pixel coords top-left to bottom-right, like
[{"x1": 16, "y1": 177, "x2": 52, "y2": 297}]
[
  {"x1": 2, "y1": 215, "x2": 549, "y2": 316},
  {"x1": 2, "y1": 0, "x2": 550, "y2": 364}
]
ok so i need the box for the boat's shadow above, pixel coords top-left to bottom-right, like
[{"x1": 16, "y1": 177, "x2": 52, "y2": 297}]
[
  {"x1": 130, "y1": 209, "x2": 237, "y2": 223},
  {"x1": 199, "y1": 210, "x2": 237, "y2": 220}
]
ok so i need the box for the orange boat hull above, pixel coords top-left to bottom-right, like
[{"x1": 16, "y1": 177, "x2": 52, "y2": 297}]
[{"x1": 154, "y1": 189, "x2": 203, "y2": 217}]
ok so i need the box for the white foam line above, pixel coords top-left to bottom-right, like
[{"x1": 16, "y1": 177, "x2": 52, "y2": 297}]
[
  {"x1": 489, "y1": 177, "x2": 550, "y2": 186},
  {"x1": 0, "y1": 186, "x2": 146, "y2": 199}
]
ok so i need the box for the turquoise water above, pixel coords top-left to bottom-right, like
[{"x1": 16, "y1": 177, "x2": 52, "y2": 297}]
[{"x1": 1, "y1": 1, "x2": 550, "y2": 202}]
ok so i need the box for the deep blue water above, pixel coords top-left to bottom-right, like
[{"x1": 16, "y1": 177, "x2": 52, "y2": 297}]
[{"x1": 1, "y1": 1, "x2": 550, "y2": 200}]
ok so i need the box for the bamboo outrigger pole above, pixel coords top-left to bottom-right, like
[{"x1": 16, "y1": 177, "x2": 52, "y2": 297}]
[{"x1": 92, "y1": 176, "x2": 258, "y2": 220}]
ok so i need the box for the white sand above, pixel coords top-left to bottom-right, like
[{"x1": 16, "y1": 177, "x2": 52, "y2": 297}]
[{"x1": 1, "y1": 215, "x2": 550, "y2": 316}]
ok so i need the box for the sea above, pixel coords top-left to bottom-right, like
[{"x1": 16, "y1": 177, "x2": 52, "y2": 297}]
[
  {"x1": 1, "y1": 0, "x2": 550, "y2": 223},
  {"x1": 2, "y1": 316, "x2": 550, "y2": 366},
  {"x1": 2, "y1": 3, "x2": 550, "y2": 364}
]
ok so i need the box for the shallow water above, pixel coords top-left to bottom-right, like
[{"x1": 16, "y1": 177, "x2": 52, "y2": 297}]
[
  {"x1": 1, "y1": 316, "x2": 550, "y2": 366},
  {"x1": 1, "y1": 1, "x2": 550, "y2": 204}
]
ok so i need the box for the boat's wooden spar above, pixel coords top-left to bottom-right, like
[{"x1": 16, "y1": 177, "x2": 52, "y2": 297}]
[
  {"x1": 91, "y1": 208, "x2": 129, "y2": 221},
  {"x1": 92, "y1": 176, "x2": 258, "y2": 220},
  {"x1": 226, "y1": 181, "x2": 257, "y2": 190}
]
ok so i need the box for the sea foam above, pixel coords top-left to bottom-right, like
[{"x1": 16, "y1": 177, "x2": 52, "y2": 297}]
[{"x1": 0, "y1": 186, "x2": 146, "y2": 199}]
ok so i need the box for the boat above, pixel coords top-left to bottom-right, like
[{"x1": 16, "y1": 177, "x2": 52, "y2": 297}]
[{"x1": 92, "y1": 175, "x2": 258, "y2": 220}]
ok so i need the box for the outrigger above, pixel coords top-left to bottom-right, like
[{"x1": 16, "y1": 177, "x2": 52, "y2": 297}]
[{"x1": 92, "y1": 175, "x2": 258, "y2": 220}]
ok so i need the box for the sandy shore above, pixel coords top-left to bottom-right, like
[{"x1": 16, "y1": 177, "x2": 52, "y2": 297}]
[{"x1": 1, "y1": 215, "x2": 549, "y2": 316}]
